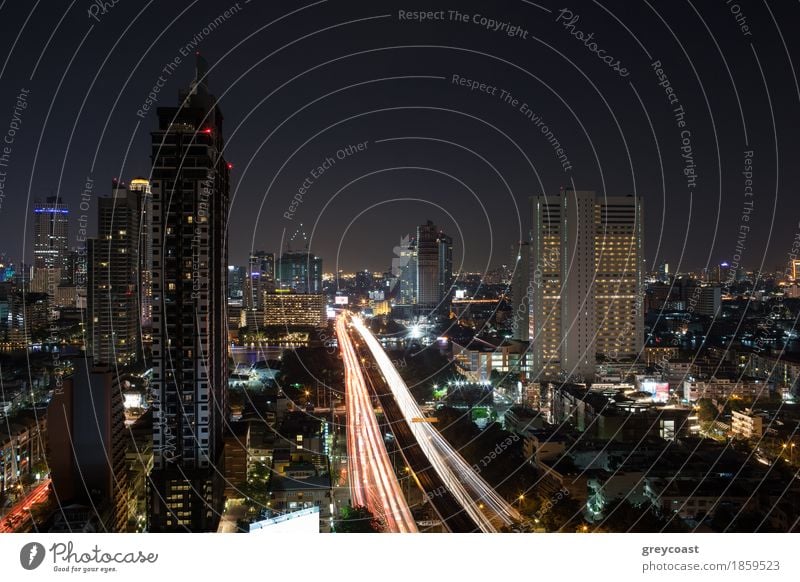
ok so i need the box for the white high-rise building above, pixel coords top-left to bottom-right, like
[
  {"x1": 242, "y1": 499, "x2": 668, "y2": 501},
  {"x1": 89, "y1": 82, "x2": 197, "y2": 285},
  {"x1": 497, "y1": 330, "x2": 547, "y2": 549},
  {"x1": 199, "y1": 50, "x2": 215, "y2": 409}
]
[{"x1": 530, "y1": 189, "x2": 644, "y2": 381}]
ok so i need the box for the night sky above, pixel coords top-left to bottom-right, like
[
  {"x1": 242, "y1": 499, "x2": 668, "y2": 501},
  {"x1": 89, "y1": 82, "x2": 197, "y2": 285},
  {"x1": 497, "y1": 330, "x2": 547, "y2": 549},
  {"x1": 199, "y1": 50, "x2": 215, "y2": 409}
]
[{"x1": 0, "y1": 0, "x2": 798, "y2": 275}]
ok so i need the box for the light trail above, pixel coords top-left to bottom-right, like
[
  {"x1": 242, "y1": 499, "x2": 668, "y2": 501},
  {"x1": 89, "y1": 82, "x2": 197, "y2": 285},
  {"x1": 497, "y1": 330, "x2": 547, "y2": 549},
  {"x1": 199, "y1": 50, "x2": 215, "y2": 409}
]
[
  {"x1": 336, "y1": 316, "x2": 417, "y2": 533},
  {"x1": 0, "y1": 478, "x2": 51, "y2": 533},
  {"x1": 350, "y1": 315, "x2": 523, "y2": 532}
]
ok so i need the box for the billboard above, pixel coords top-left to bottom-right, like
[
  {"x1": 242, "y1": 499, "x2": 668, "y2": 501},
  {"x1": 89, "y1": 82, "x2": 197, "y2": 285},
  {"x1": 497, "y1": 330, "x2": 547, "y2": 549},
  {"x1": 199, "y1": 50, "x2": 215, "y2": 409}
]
[{"x1": 642, "y1": 380, "x2": 670, "y2": 403}]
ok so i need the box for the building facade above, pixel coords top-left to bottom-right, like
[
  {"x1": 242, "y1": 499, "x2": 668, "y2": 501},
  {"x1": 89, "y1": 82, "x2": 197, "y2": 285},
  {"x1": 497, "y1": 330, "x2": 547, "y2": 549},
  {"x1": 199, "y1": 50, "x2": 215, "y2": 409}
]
[
  {"x1": 530, "y1": 190, "x2": 644, "y2": 380},
  {"x1": 262, "y1": 292, "x2": 325, "y2": 328},
  {"x1": 276, "y1": 251, "x2": 322, "y2": 294},
  {"x1": 47, "y1": 362, "x2": 128, "y2": 532},
  {"x1": 244, "y1": 251, "x2": 275, "y2": 307},
  {"x1": 33, "y1": 196, "x2": 69, "y2": 275},
  {"x1": 392, "y1": 235, "x2": 417, "y2": 305},
  {"x1": 148, "y1": 55, "x2": 230, "y2": 532},
  {"x1": 510, "y1": 241, "x2": 531, "y2": 341},
  {"x1": 88, "y1": 181, "x2": 143, "y2": 366},
  {"x1": 416, "y1": 220, "x2": 452, "y2": 313}
]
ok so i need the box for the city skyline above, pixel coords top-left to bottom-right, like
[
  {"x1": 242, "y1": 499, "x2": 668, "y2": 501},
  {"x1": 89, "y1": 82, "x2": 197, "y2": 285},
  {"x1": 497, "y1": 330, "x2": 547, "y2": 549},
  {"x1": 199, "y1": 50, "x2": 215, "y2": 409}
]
[
  {"x1": 2, "y1": 0, "x2": 800, "y2": 550},
  {"x1": 1, "y1": 0, "x2": 799, "y2": 275}
]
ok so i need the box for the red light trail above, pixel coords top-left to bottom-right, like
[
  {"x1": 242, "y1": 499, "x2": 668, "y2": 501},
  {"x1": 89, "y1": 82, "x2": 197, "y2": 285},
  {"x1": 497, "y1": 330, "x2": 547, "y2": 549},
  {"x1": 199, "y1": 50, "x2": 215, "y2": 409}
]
[{"x1": 336, "y1": 316, "x2": 417, "y2": 533}]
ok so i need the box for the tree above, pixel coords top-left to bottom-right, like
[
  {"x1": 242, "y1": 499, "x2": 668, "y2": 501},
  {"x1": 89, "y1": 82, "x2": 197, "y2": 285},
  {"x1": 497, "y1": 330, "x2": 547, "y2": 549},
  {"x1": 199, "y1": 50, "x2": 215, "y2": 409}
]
[
  {"x1": 708, "y1": 506, "x2": 769, "y2": 533},
  {"x1": 540, "y1": 497, "x2": 584, "y2": 532},
  {"x1": 596, "y1": 499, "x2": 687, "y2": 532},
  {"x1": 332, "y1": 505, "x2": 383, "y2": 533},
  {"x1": 695, "y1": 398, "x2": 718, "y2": 422}
]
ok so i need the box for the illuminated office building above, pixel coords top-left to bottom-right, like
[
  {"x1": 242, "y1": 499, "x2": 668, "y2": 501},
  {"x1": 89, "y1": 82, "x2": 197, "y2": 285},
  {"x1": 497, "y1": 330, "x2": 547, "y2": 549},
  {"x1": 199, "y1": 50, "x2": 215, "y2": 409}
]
[
  {"x1": 530, "y1": 189, "x2": 643, "y2": 380},
  {"x1": 87, "y1": 180, "x2": 142, "y2": 366},
  {"x1": 261, "y1": 291, "x2": 325, "y2": 328}
]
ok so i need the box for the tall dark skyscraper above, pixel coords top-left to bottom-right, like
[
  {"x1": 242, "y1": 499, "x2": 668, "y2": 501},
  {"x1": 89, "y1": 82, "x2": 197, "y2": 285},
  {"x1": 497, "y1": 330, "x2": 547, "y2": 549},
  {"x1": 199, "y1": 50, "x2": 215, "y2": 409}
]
[
  {"x1": 228, "y1": 265, "x2": 246, "y2": 300},
  {"x1": 416, "y1": 220, "x2": 452, "y2": 313},
  {"x1": 416, "y1": 221, "x2": 439, "y2": 310},
  {"x1": 148, "y1": 55, "x2": 230, "y2": 532},
  {"x1": 130, "y1": 177, "x2": 154, "y2": 336},
  {"x1": 275, "y1": 225, "x2": 321, "y2": 294},
  {"x1": 87, "y1": 180, "x2": 142, "y2": 366},
  {"x1": 276, "y1": 251, "x2": 322, "y2": 294},
  {"x1": 244, "y1": 250, "x2": 275, "y2": 308}
]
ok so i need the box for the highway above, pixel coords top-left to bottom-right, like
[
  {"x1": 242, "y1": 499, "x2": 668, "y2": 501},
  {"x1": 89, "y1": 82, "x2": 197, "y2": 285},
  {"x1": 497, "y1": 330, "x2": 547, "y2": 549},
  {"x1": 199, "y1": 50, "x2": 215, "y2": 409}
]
[
  {"x1": 360, "y1": 351, "x2": 480, "y2": 532},
  {"x1": 350, "y1": 315, "x2": 523, "y2": 533},
  {"x1": 1, "y1": 478, "x2": 51, "y2": 533},
  {"x1": 336, "y1": 316, "x2": 417, "y2": 533}
]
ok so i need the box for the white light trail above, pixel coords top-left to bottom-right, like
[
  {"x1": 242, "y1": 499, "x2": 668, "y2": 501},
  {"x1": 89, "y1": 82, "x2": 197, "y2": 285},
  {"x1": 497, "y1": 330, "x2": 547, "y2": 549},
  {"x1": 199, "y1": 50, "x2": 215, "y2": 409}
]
[
  {"x1": 336, "y1": 316, "x2": 417, "y2": 533},
  {"x1": 351, "y1": 315, "x2": 523, "y2": 532}
]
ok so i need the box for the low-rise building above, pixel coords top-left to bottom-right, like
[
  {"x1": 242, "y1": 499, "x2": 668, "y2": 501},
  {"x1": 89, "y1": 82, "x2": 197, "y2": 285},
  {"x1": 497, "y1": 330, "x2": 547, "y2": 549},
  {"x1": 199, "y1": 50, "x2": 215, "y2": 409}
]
[
  {"x1": 261, "y1": 292, "x2": 325, "y2": 328},
  {"x1": 644, "y1": 477, "x2": 754, "y2": 520},
  {"x1": 451, "y1": 337, "x2": 531, "y2": 382},
  {"x1": 550, "y1": 383, "x2": 697, "y2": 441},
  {"x1": 268, "y1": 462, "x2": 331, "y2": 532},
  {"x1": 731, "y1": 409, "x2": 764, "y2": 439},
  {"x1": 681, "y1": 377, "x2": 769, "y2": 402},
  {"x1": 0, "y1": 412, "x2": 48, "y2": 494},
  {"x1": 586, "y1": 471, "x2": 647, "y2": 521}
]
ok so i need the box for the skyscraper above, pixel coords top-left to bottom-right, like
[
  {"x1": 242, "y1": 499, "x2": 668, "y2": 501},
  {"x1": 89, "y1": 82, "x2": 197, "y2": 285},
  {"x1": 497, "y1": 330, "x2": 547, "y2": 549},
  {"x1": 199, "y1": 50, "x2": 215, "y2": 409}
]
[
  {"x1": 149, "y1": 55, "x2": 230, "y2": 532},
  {"x1": 510, "y1": 241, "x2": 530, "y2": 341},
  {"x1": 715, "y1": 262, "x2": 732, "y2": 284},
  {"x1": 438, "y1": 231, "x2": 453, "y2": 303},
  {"x1": 530, "y1": 189, "x2": 643, "y2": 380},
  {"x1": 32, "y1": 197, "x2": 70, "y2": 296},
  {"x1": 130, "y1": 178, "x2": 154, "y2": 335},
  {"x1": 33, "y1": 196, "x2": 69, "y2": 272},
  {"x1": 47, "y1": 360, "x2": 128, "y2": 532},
  {"x1": 594, "y1": 194, "x2": 644, "y2": 367},
  {"x1": 228, "y1": 265, "x2": 246, "y2": 300},
  {"x1": 657, "y1": 262, "x2": 670, "y2": 283},
  {"x1": 244, "y1": 250, "x2": 275, "y2": 308},
  {"x1": 88, "y1": 180, "x2": 142, "y2": 366},
  {"x1": 276, "y1": 251, "x2": 322, "y2": 294},
  {"x1": 391, "y1": 234, "x2": 417, "y2": 305},
  {"x1": 416, "y1": 220, "x2": 452, "y2": 312}
]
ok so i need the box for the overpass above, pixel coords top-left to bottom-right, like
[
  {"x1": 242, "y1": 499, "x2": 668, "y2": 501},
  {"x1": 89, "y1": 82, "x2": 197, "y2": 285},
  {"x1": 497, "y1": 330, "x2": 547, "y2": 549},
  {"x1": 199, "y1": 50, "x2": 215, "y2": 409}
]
[
  {"x1": 345, "y1": 314, "x2": 523, "y2": 532},
  {"x1": 336, "y1": 317, "x2": 417, "y2": 533}
]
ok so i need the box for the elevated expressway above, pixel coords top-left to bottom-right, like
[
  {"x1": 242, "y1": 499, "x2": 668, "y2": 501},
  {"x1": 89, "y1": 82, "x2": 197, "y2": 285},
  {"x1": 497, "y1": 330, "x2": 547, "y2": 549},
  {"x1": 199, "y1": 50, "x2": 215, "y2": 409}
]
[
  {"x1": 343, "y1": 314, "x2": 523, "y2": 533},
  {"x1": 336, "y1": 316, "x2": 417, "y2": 533}
]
